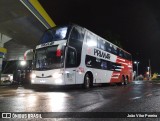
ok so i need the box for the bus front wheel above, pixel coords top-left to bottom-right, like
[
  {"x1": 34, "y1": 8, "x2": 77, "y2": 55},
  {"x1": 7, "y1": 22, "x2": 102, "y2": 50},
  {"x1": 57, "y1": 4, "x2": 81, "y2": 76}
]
[{"x1": 83, "y1": 74, "x2": 91, "y2": 89}]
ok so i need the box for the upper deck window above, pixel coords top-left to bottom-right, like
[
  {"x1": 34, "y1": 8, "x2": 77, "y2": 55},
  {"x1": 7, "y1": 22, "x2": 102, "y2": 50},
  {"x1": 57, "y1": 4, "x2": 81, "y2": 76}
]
[
  {"x1": 87, "y1": 32, "x2": 97, "y2": 47},
  {"x1": 40, "y1": 27, "x2": 68, "y2": 44}
]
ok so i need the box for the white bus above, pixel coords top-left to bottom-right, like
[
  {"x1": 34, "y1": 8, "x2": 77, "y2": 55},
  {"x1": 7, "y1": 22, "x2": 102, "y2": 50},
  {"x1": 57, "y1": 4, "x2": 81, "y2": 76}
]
[{"x1": 25, "y1": 24, "x2": 133, "y2": 88}]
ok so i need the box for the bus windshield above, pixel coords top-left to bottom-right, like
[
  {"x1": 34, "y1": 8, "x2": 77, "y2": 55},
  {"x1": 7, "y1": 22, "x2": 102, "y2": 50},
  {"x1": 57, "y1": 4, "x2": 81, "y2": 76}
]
[
  {"x1": 40, "y1": 26, "x2": 68, "y2": 44},
  {"x1": 34, "y1": 45, "x2": 64, "y2": 70}
]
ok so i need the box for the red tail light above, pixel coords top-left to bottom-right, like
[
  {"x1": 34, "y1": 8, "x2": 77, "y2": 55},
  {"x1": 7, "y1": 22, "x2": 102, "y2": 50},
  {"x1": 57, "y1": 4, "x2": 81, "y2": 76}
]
[{"x1": 56, "y1": 49, "x2": 62, "y2": 57}]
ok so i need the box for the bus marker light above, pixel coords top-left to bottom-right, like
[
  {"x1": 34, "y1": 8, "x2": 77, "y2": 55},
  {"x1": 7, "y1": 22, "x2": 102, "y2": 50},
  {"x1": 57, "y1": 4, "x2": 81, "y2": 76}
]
[{"x1": 78, "y1": 67, "x2": 84, "y2": 73}]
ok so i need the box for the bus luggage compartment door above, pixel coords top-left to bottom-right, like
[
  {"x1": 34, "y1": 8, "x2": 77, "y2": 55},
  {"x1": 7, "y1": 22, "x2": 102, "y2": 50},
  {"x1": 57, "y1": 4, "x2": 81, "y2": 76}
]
[
  {"x1": 64, "y1": 68, "x2": 76, "y2": 85},
  {"x1": 64, "y1": 47, "x2": 77, "y2": 85}
]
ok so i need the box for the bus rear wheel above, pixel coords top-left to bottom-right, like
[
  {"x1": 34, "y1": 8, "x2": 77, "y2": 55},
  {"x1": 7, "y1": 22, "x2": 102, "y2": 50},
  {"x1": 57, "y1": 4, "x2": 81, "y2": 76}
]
[
  {"x1": 125, "y1": 76, "x2": 129, "y2": 85},
  {"x1": 124, "y1": 78, "x2": 128, "y2": 85},
  {"x1": 118, "y1": 76, "x2": 125, "y2": 86},
  {"x1": 83, "y1": 74, "x2": 91, "y2": 89}
]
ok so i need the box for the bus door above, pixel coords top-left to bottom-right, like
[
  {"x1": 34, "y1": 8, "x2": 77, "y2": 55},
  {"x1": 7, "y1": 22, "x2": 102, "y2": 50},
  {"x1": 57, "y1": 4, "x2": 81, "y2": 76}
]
[{"x1": 64, "y1": 47, "x2": 77, "y2": 84}]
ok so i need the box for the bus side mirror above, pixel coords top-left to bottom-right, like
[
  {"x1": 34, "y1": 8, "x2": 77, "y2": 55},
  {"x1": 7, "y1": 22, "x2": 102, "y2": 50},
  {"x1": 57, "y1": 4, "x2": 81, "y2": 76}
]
[{"x1": 24, "y1": 49, "x2": 34, "y2": 60}]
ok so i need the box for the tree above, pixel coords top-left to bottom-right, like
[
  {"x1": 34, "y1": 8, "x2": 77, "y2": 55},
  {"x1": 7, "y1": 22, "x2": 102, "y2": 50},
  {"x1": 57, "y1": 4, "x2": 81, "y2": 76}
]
[{"x1": 151, "y1": 73, "x2": 158, "y2": 80}]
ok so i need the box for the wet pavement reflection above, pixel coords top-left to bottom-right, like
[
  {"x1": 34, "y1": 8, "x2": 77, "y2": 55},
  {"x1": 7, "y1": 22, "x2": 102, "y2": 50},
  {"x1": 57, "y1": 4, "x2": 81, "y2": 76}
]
[{"x1": 1, "y1": 81, "x2": 160, "y2": 114}]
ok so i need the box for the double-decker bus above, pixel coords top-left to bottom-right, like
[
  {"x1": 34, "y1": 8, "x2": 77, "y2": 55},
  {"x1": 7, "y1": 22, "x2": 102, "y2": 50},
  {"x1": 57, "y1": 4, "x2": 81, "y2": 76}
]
[{"x1": 25, "y1": 24, "x2": 133, "y2": 88}]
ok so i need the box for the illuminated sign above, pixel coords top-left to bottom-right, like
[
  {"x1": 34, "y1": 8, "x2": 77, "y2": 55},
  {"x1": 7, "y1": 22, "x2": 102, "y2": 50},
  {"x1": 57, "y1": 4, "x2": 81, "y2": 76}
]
[{"x1": 41, "y1": 41, "x2": 54, "y2": 47}]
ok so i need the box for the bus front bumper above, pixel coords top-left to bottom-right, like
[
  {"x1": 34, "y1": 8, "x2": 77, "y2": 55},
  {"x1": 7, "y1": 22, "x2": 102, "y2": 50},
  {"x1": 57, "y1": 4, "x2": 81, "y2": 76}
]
[{"x1": 31, "y1": 77, "x2": 65, "y2": 85}]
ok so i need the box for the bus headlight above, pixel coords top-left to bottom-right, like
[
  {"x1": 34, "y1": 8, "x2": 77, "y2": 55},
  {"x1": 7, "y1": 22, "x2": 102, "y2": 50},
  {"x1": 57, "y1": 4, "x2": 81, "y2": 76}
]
[
  {"x1": 52, "y1": 72, "x2": 62, "y2": 78},
  {"x1": 30, "y1": 73, "x2": 36, "y2": 79}
]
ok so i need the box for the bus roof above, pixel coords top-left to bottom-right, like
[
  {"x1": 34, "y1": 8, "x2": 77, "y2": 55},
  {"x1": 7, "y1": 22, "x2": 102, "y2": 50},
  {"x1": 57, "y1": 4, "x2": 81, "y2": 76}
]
[
  {"x1": 72, "y1": 24, "x2": 131, "y2": 55},
  {"x1": 40, "y1": 23, "x2": 131, "y2": 55}
]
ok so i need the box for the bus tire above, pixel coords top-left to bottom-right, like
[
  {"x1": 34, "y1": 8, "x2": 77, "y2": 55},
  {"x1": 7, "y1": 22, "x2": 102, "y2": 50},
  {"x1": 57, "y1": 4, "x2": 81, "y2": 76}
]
[
  {"x1": 124, "y1": 79, "x2": 127, "y2": 85},
  {"x1": 83, "y1": 73, "x2": 91, "y2": 89},
  {"x1": 126, "y1": 76, "x2": 129, "y2": 84},
  {"x1": 124, "y1": 76, "x2": 128, "y2": 85},
  {"x1": 118, "y1": 76, "x2": 125, "y2": 86}
]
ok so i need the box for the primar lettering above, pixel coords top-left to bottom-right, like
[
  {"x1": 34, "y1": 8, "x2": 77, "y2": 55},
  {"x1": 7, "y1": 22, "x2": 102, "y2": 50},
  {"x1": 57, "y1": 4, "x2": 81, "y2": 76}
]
[{"x1": 94, "y1": 49, "x2": 110, "y2": 59}]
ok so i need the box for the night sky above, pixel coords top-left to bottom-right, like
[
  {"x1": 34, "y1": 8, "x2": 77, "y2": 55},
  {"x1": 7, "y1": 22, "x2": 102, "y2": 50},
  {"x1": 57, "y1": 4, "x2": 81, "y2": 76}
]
[{"x1": 39, "y1": 0, "x2": 160, "y2": 75}]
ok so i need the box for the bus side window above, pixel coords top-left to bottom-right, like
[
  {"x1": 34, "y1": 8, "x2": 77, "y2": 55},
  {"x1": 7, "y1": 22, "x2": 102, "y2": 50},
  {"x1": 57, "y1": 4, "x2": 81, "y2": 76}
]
[
  {"x1": 86, "y1": 32, "x2": 97, "y2": 47},
  {"x1": 97, "y1": 38, "x2": 106, "y2": 50},
  {"x1": 105, "y1": 42, "x2": 111, "y2": 52},
  {"x1": 125, "y1": 52, "x2": 131, "y2": 61},
  {"x1": 118, "y1": 49, "x2": 124, "y2": 58},
  {"x1": 128, "y1": 54, "x2": 132, "y2": 61},
  {"x1": 112, "y1": 46, "x2": 118, "y2": 55},
  {"x1": 123, "y1": 52, "x2": 127, "y2": 60},
  {"x1": 66, "y1": 47, "x2": 77, "y2": 67}
]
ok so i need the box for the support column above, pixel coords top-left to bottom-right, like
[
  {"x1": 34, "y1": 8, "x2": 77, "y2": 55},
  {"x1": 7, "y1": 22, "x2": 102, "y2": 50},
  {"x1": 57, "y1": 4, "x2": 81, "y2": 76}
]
[{"x1": 0, "y1": 33, "x2": 11, "y2": 71}]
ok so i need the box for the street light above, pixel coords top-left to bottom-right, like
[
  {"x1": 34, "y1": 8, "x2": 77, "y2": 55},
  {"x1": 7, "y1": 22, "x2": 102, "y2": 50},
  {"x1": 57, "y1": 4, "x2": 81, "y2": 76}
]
[
  {"x1": 147, "y1": 66, "x2": 150, "y2": 74},
  {"x1": 147, "y1": 66, "x2": 150, "y2": 80},
  {"x1": 20, "y1": 60, "x2": 26, "y2": 66},
  {"x1": 134, "y1": 61, "x2": 139, "y2": 78}
]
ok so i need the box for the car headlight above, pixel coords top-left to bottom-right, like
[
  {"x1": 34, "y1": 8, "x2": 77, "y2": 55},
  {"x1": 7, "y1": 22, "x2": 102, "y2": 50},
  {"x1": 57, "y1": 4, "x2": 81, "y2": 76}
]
[
  {"x1": 30, "y1": 73, "x2": 36, "y2": 79},
  {"x1": 52, "y1": 72, "x2": 62, "y2": 78}
]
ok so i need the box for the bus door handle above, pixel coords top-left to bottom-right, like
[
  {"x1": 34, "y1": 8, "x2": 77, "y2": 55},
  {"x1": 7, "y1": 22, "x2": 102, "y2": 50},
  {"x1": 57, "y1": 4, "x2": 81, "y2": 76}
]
[{"x1": 73, "y1": 70, "x2": 76, "y2": 71}]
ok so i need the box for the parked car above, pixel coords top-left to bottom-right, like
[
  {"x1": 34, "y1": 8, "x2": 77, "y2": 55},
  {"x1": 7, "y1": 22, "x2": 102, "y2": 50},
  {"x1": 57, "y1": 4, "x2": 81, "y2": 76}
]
[{"x1": 1, "y1": 74, "x2": 13, "y2": 84}]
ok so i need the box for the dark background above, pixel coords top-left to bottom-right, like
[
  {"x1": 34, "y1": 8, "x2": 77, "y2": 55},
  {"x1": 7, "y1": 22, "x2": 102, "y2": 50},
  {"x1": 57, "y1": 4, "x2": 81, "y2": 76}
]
[{"x1": 39, "y1": 0, "x2": 160, "y2": 75}]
